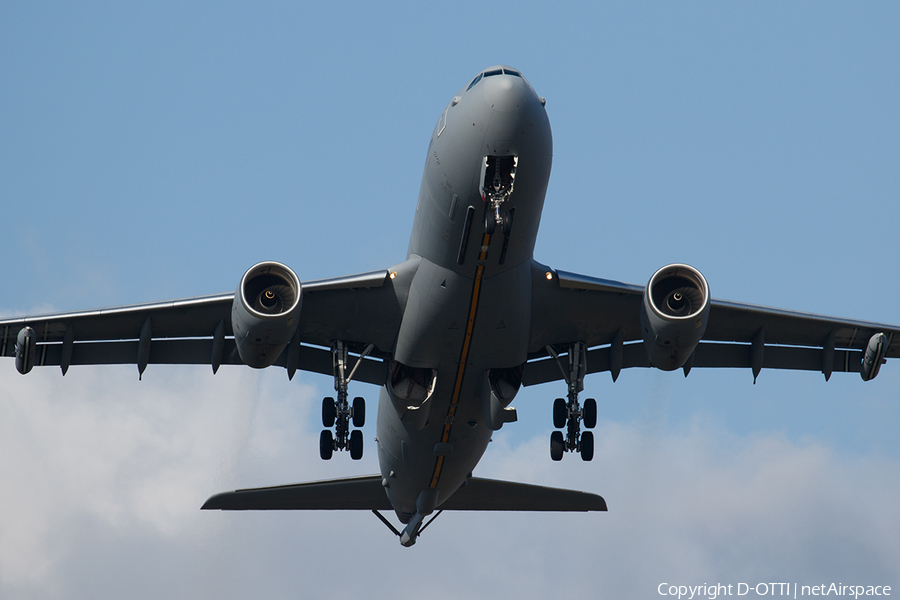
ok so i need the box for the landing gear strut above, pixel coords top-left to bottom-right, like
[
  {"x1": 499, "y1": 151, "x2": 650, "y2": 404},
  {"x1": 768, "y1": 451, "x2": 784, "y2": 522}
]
[
  {"x1": 320, "y1": 340, "x2": 373, "y2": 460},
  {"x1": 546, "y1": 341, "x2": 596, "y2": 461},
  {"x1": 481, "y1": 155, "x2": 517, "y2": 235}
]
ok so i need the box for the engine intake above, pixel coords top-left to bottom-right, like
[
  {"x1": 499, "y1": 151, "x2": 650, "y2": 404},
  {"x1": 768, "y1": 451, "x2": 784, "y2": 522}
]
[
  {"x1": 640, "y1": 263, "x2": 710, "y2": 371},
  {"x1": 232, "y1": 261, "x2": 302, "y2": 368}
]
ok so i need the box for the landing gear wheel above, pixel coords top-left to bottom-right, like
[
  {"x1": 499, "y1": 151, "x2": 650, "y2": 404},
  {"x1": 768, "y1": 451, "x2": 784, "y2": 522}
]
[
  {"x1": 580, "y1": 431, "x2": 594, "y2": 461},
  {"x1": 349, "y1": 429, "x2": 364, "y2": 460},
  {"x1": 322, "y1": 397, "x2": 336, "y2": 428},
  {"x1": 319, "y1": 429, "x2": 334, "y2": 460},
  {"x1": 550, "y1": 430, "x2": 564, "y2": 461},
  {"x1": 501, "y1": 210, "x2": 513, "y2": 236},
  {"x1": 484, "y1": 211, "x2": 496, "y2": 235},
  {"x1": 352, "y1": 397, "x2": 366, "y2": 428},
  {"x1": 583, "y1": 398, "x2": 597, "y2": 429},
  {"x1": 553, "y1": 398, "x2": 567, "y2": 429}
]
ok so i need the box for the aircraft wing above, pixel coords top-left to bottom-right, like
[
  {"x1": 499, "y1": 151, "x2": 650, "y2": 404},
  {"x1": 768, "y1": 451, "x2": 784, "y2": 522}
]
[
  {"x1": 0, "y1": 268, "x2": 410, "y2": 384},
  {"x1": 524, "y1": 261, "x2": 900, "y2": 385}
]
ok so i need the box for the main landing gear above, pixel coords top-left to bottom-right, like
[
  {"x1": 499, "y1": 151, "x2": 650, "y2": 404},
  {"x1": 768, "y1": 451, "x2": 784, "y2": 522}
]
[
  {"x1": 547, "y1": 341, "x2": 596, "y2": 462},
  {"x1": 320, "y1": 340, "x2": 373, "y2": 461}
]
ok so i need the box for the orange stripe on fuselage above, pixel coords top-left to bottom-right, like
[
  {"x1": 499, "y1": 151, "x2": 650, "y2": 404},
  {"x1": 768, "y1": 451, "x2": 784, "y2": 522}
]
[{"x1": 428, "y1": 233, "x2": 491, "y2": 489}]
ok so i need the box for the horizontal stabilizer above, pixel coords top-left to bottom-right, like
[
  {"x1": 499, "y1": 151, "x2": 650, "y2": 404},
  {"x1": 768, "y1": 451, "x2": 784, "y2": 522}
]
[
  {"x1": 443, "y1": 477, "x2": 606, "y2": 511},
  {"x1": 201, "y1": 475, "x2": 606, "y2": 512},
  {"x1": 202, "y1": 475, "x2": 392, "y2": 510}
]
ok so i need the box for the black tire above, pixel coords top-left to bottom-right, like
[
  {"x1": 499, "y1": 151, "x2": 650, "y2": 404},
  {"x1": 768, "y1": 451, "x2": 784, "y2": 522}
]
[
  {"x1": 583, "y1": 398, "x2": 597, "y2": 429},
  {"x1": 319, "y1": 429, "x2": 334, "y2": 460},
  {"x1": 349, "y1": 429, "x2": 364, "y2": 460},
  {"x1": 580, "y1": 431, "x2": 594, "y2": 462},
  {"x1": 484, "y1": 211, "x2": 496, "y2": 235},
  {"x1": 322, "y1": 397, "x2": 336, "y2": 428},
  {"x1": 553, "y1": 398, "x2": 567, "y2": 429},
  {"x1": 550, "y1": 431, "x2": 564, "y2": 461},
  {"x1": 352, "y1": 397, "x2": 366, "y2": 428},
  {"x1": 501, "y1": 209, "x2": 514, "y2": 236}
]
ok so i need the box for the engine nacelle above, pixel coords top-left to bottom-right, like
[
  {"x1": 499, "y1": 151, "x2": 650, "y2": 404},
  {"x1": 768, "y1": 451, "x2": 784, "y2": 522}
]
[
  {"x1": 640, "y1": 263, "x2": 710, "y2": 371},
  {"x1": 232, "y1": 261, "x2": 302, "y2": 368}
]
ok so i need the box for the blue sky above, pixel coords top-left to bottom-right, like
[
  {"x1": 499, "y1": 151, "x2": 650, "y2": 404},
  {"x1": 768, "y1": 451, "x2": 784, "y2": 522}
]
[{"x1": 1, "y1": 2, "x2": 899, "y2": 598}]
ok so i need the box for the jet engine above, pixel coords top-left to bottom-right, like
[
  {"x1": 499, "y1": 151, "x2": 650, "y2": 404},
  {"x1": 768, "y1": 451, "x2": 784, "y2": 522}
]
[
  {"x1": 640, "y1": 263, "x2": 710, "y2": 371},
  {"x1": 232, "y1": 261, "x2": 302, "y2": 368}
]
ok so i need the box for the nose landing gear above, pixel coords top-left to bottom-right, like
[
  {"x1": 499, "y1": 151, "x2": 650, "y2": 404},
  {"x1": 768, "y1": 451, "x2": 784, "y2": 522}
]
[
  {"x1": 546, "y1": 341, "x2": 597, "y2": 461},
  {"x1": 481, "y1": 155, "x2": 517, "y2": 235},
  {"x1": 319, "y1": 340, "x2": 373, "y2": 460}
]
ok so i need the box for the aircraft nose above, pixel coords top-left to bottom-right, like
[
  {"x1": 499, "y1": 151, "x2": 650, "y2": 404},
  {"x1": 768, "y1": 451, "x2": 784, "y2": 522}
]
[{"x1": 482, "y1": 73, "x2": 530, "y2": 113}]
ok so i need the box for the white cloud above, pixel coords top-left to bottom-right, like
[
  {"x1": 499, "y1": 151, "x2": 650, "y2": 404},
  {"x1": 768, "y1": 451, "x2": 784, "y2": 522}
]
[
  {"x1": 480, "y1": 418, "x2": 900, "y2": 593},
  {"x1": 0, "y1": 366, "x2": 312, "y2": 589},
  {"x1": 1, "y1": 366, "x2": 897, "y2": 599}
]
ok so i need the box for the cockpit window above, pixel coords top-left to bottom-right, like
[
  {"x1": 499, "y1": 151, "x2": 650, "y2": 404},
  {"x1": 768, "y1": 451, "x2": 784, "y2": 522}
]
[{"x1": 467, "y1": 68, "x2": 524, "y2": 93}]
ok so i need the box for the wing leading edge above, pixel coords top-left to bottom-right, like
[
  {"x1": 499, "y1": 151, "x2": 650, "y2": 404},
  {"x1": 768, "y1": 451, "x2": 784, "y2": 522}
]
[
  {"x1": 524, "y1": 261, "x2": 900, "y2": 385},
  {"x1": 0, "y1": 264, "x2": 418, "y2": 384}
]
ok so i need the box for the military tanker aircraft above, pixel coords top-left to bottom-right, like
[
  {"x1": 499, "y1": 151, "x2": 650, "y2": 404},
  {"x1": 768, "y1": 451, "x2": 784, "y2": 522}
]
[{"x1": 3, "y1": 66, "x2": 898, "y2": 546}]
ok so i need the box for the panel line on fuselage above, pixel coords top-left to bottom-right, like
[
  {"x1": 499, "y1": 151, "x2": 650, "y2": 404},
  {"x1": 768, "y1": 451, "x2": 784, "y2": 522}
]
[{"x1": 428, "y1": 231, "x2": 492, "y2": 489}]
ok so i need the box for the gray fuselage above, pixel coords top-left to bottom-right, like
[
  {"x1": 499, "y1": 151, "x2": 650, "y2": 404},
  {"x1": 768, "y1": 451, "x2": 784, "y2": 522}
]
[{"x1": 375, "y1": 66, "x2": 553, "y2": 522}]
